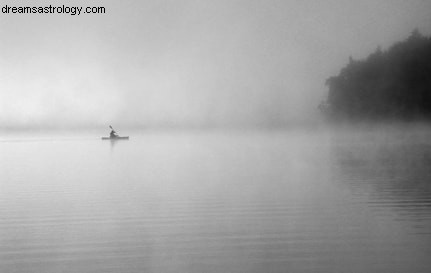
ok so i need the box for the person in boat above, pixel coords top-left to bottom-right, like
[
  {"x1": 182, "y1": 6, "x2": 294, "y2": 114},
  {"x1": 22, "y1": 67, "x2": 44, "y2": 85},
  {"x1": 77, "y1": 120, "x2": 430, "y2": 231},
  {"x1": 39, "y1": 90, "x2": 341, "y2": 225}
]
[{"x1": 109, "y1": 126, "x2": 118, "y2": 138}]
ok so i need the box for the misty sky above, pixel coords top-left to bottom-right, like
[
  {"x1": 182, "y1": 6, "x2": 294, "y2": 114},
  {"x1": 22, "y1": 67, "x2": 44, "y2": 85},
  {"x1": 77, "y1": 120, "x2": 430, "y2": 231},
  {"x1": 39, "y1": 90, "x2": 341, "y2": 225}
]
[{"x1": 1, "y1": 0, "x2": 431, "y2": 128}]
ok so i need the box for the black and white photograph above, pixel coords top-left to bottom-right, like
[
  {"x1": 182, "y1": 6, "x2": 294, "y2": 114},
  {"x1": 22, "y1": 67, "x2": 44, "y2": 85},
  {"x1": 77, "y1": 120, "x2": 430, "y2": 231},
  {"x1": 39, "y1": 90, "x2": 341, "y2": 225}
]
[{"x1": 1, "y1": 1, "x2": 431, "y2": 272}]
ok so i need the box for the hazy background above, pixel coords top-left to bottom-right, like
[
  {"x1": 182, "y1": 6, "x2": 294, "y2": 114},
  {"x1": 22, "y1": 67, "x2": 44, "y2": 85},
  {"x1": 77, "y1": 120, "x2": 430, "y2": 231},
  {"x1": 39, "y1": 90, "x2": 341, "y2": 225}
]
[{"x1": 1, "y1": 0, "x2": 431, "y2": 129}]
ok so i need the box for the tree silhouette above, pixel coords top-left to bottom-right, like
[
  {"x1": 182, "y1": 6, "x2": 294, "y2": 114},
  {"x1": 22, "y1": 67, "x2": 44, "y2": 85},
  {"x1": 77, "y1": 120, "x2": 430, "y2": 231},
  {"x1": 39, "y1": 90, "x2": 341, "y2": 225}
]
[{"x1": 322, "y1": 29, "x2": 431, "y2": 121}]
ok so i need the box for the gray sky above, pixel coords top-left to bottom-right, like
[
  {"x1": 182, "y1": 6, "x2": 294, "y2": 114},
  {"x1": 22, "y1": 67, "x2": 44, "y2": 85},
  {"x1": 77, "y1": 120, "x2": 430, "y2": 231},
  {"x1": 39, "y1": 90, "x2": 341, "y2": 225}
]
[{"x1": 1, "y1": 0, "x2": 431, "y2": 128}]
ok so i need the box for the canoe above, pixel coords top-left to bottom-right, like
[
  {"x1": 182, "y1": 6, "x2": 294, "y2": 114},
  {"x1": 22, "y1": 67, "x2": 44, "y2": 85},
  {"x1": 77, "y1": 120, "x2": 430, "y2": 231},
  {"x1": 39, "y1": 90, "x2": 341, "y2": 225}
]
[{"x1": 101, "y1": 136, "x2": 129, "y2": 140}]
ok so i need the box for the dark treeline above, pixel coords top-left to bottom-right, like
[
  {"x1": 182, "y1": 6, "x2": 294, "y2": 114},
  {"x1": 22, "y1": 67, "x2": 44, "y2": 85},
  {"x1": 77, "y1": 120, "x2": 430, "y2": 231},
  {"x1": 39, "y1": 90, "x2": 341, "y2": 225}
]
[{"x1": 321, "y1": 30, "x2": 431, "y2": 121}]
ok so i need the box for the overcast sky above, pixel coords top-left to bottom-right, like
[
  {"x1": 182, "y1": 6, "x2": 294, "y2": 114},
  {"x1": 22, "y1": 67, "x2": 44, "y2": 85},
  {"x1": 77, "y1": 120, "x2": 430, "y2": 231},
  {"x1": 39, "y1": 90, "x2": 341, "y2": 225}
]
[{"x1": 1, "y1": 0, "x2": 431, "y2": 129}]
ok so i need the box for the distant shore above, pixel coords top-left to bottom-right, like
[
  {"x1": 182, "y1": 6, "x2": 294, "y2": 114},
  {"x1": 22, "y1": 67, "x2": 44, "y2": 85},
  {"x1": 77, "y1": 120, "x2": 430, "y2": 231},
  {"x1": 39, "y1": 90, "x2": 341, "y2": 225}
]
[{"x1": 321, "y1": 29, "x2": 431, "y2": 122}]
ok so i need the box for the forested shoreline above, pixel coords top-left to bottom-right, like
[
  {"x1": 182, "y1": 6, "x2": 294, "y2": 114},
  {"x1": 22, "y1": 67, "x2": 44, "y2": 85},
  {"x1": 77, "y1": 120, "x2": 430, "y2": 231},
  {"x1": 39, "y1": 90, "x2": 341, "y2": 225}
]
[{"x1": 321, "y1": 30, "x2": 431, "y2": 121}]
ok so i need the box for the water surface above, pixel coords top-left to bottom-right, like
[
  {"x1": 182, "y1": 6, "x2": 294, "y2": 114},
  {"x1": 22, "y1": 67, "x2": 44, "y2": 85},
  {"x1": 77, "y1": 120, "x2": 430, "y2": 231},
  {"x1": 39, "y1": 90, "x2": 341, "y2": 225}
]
[{"x1": 1, "y1": 128, "x2": 431, "y2": 272}]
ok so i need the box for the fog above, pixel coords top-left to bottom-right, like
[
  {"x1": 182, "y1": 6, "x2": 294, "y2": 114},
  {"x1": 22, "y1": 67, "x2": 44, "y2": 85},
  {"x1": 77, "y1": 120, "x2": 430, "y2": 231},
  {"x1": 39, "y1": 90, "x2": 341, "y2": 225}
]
[{"x1": 1, "y1": 0, "x2": 431, "y2": 129}]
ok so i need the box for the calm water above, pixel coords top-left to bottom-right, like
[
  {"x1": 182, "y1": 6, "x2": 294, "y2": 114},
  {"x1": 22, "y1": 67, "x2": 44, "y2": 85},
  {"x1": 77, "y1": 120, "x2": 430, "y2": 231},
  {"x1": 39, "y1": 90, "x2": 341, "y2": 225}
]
[{"x1": 1, "y1": 128, "x2": 431, "y2": 273}]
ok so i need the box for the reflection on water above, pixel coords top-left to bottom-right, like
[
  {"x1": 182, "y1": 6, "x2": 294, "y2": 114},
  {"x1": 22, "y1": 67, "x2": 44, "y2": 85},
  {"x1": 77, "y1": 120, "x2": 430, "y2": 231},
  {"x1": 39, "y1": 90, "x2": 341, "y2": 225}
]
[
  {"x1": 1, "y1": 128, "x2": 431, "y2": 273},
  {"x1": 331, "y1": 128, "x2": 431, "y2": 226}
]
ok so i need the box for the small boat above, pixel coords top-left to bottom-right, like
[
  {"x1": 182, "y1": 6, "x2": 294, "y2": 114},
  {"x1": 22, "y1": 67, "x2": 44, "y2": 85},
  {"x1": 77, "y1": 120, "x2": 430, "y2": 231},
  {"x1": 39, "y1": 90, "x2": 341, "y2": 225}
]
[
  {"x1": 102, "y1": 126, "x2": 129, "y2": 140},
  {"x1": 101, "y1": 136, "x2": 129, "y2": 140}
]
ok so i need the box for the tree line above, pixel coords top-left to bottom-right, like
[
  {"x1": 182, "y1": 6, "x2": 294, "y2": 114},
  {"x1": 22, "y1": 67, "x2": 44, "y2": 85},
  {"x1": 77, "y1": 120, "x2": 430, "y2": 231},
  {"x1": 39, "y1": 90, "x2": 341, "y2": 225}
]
[{"x1": 320, "y1": 29, "x2": 431, "y2": 121}]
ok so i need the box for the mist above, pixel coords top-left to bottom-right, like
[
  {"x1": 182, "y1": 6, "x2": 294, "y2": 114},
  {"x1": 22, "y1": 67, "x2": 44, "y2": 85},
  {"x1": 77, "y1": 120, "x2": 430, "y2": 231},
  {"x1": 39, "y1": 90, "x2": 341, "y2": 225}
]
[{"x1": 1, "y1": 0, "x2": 431, "y2": 129}]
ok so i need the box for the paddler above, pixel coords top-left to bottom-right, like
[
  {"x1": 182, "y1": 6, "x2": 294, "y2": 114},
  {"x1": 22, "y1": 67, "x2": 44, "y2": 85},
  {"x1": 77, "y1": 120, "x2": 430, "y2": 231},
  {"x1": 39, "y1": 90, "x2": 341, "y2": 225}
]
[{"x1": 109, "y1": 125, "x2": 118, "y2": 138}]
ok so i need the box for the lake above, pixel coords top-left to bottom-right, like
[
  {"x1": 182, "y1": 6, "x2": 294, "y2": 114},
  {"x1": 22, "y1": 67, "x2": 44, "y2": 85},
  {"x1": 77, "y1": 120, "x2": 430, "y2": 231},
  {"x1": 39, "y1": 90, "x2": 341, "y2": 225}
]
[{"x1": 1, "y1": 127, "x2": 431, "y2": 273}]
